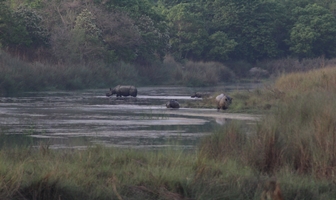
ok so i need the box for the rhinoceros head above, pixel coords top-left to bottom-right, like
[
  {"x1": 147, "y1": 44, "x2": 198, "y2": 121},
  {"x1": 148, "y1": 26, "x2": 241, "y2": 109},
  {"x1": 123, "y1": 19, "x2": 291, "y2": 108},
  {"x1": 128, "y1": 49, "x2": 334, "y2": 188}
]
[{"x1": 106, "y1": 87, "x2": 117, "y2": 97}]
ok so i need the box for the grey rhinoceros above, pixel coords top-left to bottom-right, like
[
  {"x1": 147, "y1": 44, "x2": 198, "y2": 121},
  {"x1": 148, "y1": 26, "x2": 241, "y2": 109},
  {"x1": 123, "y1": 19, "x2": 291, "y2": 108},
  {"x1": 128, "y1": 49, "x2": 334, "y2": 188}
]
[
  {"x1": 106, "y1": 85, "x2": 137, "y2": 97},
  {"x1": 166, "y1": 100, "x2": 180, "y2": 109},
  {"x1": 191, "y1": 92, "x2": 210, "y2": 98},
  {"x1": 216, "y1": 94, "x2": 233, "y2": 111}
]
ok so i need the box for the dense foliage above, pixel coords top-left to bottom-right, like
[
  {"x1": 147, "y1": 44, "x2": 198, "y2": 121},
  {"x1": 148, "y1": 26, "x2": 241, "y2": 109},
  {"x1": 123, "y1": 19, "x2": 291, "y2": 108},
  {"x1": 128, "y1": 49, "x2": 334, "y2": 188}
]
[{"x1": 0, "y1": 0, "x2": 335, "y2": 65}]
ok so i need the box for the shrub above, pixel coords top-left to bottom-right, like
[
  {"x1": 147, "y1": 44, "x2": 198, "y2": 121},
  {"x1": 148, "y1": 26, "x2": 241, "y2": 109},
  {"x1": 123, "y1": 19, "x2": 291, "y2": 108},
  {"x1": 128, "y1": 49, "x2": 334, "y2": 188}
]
[
  {"x1": 224, "y1": 60, "x2": 253, "y2": 78},
  {"x1": 182, "y1": 61, "x2": 235, "y2": 86}
]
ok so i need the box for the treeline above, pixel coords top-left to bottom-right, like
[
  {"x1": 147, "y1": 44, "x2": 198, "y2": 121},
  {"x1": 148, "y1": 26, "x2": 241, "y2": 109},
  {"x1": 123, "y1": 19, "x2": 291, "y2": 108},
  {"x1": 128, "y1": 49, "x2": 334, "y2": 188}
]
[
  {"x1": 0, "y1": 0, "x2": 336, "y2": 66},
  {"x1": 159, "y1": 0, "x2": 336, "y2": 63}
]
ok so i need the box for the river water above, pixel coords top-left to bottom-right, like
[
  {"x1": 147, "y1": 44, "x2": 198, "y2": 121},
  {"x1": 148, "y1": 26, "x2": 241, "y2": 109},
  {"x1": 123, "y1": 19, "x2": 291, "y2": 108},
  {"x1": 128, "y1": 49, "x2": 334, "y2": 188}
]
[{"x1": 0, "y1": 84, "x2": 262, "y2": 150}]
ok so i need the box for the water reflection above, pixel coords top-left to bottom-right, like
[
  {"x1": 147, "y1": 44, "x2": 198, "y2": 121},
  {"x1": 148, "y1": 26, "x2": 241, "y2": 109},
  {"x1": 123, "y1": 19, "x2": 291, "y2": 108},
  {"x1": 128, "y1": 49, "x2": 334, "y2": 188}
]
[{"x1": 0, "y1": 85, "x2": 261, "y2": 150}]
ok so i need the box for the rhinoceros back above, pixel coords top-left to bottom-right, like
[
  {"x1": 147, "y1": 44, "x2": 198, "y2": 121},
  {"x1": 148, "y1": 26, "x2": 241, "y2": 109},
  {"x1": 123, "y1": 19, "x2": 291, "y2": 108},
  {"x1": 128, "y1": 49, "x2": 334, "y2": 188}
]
[
  {"x1": 117, "y1": 85, "x2": 137, "y2": 97},
  {"x1": 216, "y1": 94, "x2": 225, "y2": 102},
  {"x1": 216, "y1": 94, "x2": 232, "y2": 110},
  {"x1": 166, "y1": 100, "x2": 180, "y2": 108}
]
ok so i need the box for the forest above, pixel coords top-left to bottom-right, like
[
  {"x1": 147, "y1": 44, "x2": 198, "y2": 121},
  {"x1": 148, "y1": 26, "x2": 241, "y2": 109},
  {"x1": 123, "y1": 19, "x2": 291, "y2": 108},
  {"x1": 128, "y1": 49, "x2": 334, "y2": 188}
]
[{"x1": 0, "y1": 0, "x2": 336, "y2": 93}]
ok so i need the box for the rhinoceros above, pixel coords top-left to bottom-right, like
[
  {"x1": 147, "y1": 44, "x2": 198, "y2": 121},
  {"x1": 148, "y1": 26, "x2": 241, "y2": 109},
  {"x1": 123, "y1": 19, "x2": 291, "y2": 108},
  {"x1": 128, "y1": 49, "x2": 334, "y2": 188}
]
[
  {"x1": 166, "y1": 100, "x2": 180, "y2": 109},
  {"x1": 216, "y1": 94, "x2": 233, "y2": 111},
  {"x1": 191, "y1": 92, "x2": 210, "y2": 98},
  {"x1": 106, "y1": 85, "x2": 137, "y2": 97}
]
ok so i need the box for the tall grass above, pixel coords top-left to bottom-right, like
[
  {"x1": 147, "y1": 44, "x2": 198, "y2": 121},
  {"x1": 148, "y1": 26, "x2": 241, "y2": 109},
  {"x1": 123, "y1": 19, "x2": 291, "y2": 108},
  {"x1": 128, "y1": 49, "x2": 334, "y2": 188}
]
[
  {"x1": 200, "y1": 67, "x2": 336, "y2": 177},
  {"x1": 257, "y1": 57, "x2": 336, "y2": 75},
  {"x1": 0, "y1": 51, "x2": 238, "y2": 95},
  {"x1": 0, "y1": 50, "x2": 143, "y2": 95},
  {"x1": 2, "y1": 132, "x2": 336, "y2": 199},
  {"x1": 0, "y1": 145, "x2": 267, "y2": 200},
  {"x1": 162, "y1": 56, "x2": 235, "y2": 86},
  {"x1": 226, "y1": 66, "x2": 336, "y2": 113},
  {"x1": 274, "y1": 67, "x2": 336, "y2": 94},
  {"x1": 197, "y1": 67, "x2": 336, "y2": 197},
  {"x1": 197, "y1": 66, "x2": 336, "y2": 198}
]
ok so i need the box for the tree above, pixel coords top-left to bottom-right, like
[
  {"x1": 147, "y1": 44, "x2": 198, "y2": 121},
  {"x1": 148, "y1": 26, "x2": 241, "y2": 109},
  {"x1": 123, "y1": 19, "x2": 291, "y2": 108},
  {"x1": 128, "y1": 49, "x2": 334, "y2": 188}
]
[
  {"x1": 67, "y1": 8, "x2": 104, "y2": 63},
  {"x1": 156, "y1": 0, "x2": 191, "y2": 8},
  {"x1": 93, "y1": 8, "x2": 142, "y2": 63},
  {"x1": 205, "y1": 31, "x2": 237, "y2": 62},
  {"x1": 11, "y1": 5, "x2": 49, "y2": 48},
  {"x1": 166, "y1": 3, "x2": 211, "y2": 61},
  {"x1": 212, "y1": 0, "x2": 289, "y2": 62},
  {"x1": 289, "y1": 4, "x2": 336, "y2": 59},
  {"x1": 98, "y1": 0, "x2": 161, "y2": 20},
  {"x1": 0, "y1": 3, "x2": 49, "y2": 61},
  {"x1": 0, "y1": 1, "x2": 25, "y2": 48},
  {"x1": 134, "y1": 15, "x2": 170, "y2": 64},
  {"x1": 50, "y1": 6, "x2": 140, "y2": 64},
  {"x1": 96, "y1": 0, "x2": 170, "y2": 64},
  {"x1": 0, "y1": 0, "x2": 10, "y2": 48}
]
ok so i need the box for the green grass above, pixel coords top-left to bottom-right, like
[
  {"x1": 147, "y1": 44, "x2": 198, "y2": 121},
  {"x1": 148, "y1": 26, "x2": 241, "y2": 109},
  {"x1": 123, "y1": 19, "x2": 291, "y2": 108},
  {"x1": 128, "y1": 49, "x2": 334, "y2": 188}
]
[
  {"x1": 1, "y1": 140, "x2": 336, "y2": 199},
  {"x1": 0, "y1": 145, "x2": 260, "y2": 200}
]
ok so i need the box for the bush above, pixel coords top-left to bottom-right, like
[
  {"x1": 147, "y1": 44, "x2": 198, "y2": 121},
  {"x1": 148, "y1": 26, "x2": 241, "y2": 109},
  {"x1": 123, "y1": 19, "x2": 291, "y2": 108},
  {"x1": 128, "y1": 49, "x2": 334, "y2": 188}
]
[
  {"x1": 224, "y1": 61, "x2": 253, "y2": 78},
  {"x1": 0, "y1": 50, "x2": 142, "y2": 94},
  {"x1": 180, "y1": 61, "x2": 235, "y2": 86}
]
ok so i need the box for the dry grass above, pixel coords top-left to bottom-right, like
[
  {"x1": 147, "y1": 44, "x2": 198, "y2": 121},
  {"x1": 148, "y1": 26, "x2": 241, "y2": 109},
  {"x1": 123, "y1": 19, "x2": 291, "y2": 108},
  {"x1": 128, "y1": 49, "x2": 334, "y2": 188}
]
[
  {"x1": 200, "y1": 66, "x2": 336, "y2": 179},
  {"x1": 0, "y1": 50, "x2": 141, "y2": 94},
  {"x1": 258, "y1": 57, "x2": 336, "y2": 75},
  {"x1": 274, "y1": 66, "x2": 336, "y2": 94},
  {"x1": 162, "y1": 56, "x2": 235, "y2": 86},
  {"x1": 195, "y1": 66, "x2": 336, "y2": 198}
]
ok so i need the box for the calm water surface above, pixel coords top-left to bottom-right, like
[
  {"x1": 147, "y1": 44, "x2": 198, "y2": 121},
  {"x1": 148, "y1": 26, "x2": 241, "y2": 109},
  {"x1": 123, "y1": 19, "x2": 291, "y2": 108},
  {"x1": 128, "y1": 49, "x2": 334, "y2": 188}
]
[{"x1": 0, "y1": 84, "x2": 262, "y2": 150}]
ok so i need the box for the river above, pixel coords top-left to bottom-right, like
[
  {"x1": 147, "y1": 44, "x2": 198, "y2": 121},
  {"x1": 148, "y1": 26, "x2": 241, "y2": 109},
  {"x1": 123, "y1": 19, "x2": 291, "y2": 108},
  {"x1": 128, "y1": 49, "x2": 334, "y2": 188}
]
[{"x1": 0, "y1": 84, "x2": 262, "y2": 150}]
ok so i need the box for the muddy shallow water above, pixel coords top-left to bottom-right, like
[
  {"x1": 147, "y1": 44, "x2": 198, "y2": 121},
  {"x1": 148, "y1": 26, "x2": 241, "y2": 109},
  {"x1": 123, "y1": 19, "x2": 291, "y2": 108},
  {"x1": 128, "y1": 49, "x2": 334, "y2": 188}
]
[{"x1": 0, "y1": 84, "x2": 262, "y2": 150}]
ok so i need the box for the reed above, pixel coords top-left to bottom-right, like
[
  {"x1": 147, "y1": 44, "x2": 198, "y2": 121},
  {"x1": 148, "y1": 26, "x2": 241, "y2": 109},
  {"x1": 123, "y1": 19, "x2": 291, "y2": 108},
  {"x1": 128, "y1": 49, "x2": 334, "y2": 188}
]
[
  {"x1": 0, "y1": 50, "x2": 145, "y2": 95},
  {"x1": 274, "y1": 66, "x2": 336, "y2": 94},
  {"x1": 161, "y1": 56, "x2": 236, "y2": 86},
  {"x1": 0, "y1": 51, "x2": 238, "y2": 94}
]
